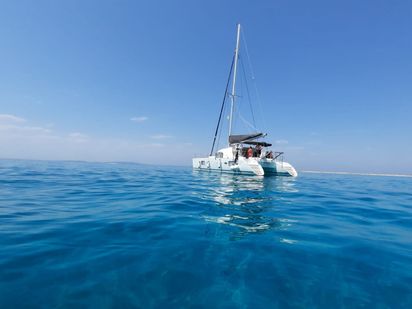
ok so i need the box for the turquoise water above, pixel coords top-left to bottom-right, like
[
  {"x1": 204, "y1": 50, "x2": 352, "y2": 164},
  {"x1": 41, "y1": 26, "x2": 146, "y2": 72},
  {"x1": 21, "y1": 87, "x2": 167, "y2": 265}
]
[{"x1": 0, "y1": 160, "x2": 411, "y2": 308}]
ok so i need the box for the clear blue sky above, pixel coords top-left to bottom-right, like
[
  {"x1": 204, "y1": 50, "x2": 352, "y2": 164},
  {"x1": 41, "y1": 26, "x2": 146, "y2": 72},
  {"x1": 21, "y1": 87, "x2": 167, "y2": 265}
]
[{"x1": 0, "y1": 0, "x2": 411, "y2": 173}]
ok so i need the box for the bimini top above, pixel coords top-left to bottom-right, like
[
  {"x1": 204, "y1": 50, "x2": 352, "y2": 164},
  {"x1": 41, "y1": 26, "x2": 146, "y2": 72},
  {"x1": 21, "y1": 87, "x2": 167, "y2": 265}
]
[
  {"x1": 229, "y1": 133, "x2": 265, "y2": 144},
  {"x1": 243, "y1": 141, "x2": 272, "y2": 147}
]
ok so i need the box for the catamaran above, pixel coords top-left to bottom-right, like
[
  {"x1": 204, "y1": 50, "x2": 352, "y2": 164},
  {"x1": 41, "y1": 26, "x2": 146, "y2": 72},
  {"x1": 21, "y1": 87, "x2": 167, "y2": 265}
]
[{"x1": 192, "y1": 24, "x2": 298, "y2": 177}]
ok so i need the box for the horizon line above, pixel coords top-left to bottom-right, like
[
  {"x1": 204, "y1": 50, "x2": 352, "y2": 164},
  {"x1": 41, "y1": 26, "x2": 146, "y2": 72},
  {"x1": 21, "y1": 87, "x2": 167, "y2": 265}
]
[
  {"x1": 301, "y1": 170, "x2": 412, "y2": 178},
  {"x1": 1, "y1": 158, "x2": 411, "y2": 177}
]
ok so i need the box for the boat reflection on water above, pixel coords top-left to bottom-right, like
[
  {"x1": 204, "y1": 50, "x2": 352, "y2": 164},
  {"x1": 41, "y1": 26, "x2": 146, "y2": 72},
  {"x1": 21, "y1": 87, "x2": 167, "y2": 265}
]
[{"x1": 193, "y1": 170, "x2": 299, "y2": 239}]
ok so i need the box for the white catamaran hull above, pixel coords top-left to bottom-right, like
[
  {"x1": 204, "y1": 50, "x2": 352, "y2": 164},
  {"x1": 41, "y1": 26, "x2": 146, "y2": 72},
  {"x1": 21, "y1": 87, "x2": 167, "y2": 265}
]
[{"x1": 192, "y1": 156, "x2": 297, "y2": 177}]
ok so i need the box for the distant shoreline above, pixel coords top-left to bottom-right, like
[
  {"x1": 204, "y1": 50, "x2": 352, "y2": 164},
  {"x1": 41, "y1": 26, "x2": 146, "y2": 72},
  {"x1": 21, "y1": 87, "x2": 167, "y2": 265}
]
[{"x1": 301, "y1": 170, "x2": 412, "y2": 178}]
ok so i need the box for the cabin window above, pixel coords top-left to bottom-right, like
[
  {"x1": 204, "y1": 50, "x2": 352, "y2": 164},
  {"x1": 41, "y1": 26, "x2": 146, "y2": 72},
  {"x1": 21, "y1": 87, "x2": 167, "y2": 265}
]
[{"x1": 201, "y1": 161, "x2": 205, "y2": 165}]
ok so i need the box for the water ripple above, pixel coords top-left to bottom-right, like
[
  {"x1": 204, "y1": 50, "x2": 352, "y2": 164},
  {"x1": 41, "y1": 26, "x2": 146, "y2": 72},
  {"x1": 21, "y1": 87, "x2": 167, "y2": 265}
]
[{"x1": 0, "y1": 160, "x2": 411, "y2": 307}]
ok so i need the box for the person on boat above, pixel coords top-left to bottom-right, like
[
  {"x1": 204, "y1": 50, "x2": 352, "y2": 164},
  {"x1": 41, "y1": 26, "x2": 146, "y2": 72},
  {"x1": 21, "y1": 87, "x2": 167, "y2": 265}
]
[
  {"x1": 247, "y1": 146, "x2": 253, "y2": 158},
  {"x1": 256, "y1": 144, "x2": 262, "y2": 157},
  {"x1": 265, "y1": 151, "x2": 273, "y2": 159}
]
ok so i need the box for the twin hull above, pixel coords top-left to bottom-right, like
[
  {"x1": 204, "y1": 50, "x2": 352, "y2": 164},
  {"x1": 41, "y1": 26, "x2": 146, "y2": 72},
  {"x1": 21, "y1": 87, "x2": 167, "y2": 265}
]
[{"x1": 192, "y1": 156, "x2": 298, "y2": 177}]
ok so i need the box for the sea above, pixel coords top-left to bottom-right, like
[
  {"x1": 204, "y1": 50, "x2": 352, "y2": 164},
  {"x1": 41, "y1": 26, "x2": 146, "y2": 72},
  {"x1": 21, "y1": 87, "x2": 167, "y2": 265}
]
[{"x1": 0, "y1": 159, "x2": 411, "y2": 308}]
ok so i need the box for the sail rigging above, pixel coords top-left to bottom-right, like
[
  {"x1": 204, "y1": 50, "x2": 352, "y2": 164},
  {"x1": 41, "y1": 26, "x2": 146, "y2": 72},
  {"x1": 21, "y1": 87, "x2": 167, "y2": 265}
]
[
  {"x1": 209, "y1": 57, "x2": 235, "y2": 156},
  {"x1": 210, "y1": 23, "x2": 264, "y2": 153}
]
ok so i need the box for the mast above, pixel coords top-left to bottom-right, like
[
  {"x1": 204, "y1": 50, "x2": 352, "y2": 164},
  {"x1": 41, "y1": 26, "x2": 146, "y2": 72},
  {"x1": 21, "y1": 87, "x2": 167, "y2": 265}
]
[{"x1": 228, "y1": 23, "x2": 241, "y2": 139}]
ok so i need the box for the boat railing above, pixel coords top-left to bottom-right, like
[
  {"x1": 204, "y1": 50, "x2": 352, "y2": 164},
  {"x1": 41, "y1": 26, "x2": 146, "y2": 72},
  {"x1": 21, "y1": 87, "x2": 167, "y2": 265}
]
[{"x1": 274, "y1": 152, "x2": 284, "y2": 160}]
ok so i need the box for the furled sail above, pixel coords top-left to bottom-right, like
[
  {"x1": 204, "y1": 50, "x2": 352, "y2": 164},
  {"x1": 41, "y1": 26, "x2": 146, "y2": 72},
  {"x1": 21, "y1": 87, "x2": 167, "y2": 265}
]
[{"x1": 229, "y1": 133, "x2": 264, "y2": 144}]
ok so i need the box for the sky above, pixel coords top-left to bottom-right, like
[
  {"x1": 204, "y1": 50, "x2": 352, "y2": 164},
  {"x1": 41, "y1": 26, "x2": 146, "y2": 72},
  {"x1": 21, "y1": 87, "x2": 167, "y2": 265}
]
[{"x1": 0, "y1": 0, "x2": 411, "y2": 174}]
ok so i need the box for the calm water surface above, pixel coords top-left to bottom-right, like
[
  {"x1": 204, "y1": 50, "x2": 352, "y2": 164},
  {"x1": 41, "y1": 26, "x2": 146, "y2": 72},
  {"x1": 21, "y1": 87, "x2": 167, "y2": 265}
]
[{"x1": 0, "y1": 160, "x2": 411, "y2": 308}]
